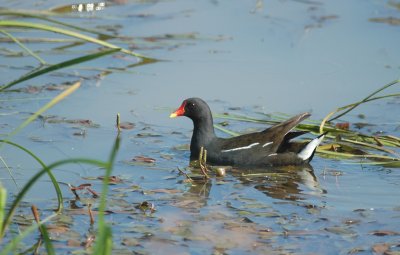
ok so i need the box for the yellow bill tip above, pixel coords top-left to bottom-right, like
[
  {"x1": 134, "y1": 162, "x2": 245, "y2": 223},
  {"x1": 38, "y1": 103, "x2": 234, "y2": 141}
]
[{"x1": 169, "y1": 113, "x2": 178, "y2": 118}]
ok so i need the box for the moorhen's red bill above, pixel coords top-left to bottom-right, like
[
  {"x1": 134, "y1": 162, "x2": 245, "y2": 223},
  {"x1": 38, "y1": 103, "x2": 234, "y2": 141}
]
[{"x1": 170, "y1": 97, "x2": 325, "y2": 167}]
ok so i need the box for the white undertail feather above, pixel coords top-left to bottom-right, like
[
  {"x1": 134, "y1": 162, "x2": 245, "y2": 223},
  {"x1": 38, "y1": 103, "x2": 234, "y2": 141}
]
[{"x1": 297, "y1": 134, "x2": 326, "y2": 160}]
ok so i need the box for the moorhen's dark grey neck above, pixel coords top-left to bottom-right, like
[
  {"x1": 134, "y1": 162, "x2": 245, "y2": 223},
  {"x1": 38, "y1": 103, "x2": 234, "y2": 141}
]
[
  {"x1": 192, "y1": 113, "x2": 216, "y2": 140},
  {"x1": 179, "y1": 98, "x2": 217, "y2": 159},
  {"x1": 190, "y1": 103, "x2": 216, "y2": 149}
]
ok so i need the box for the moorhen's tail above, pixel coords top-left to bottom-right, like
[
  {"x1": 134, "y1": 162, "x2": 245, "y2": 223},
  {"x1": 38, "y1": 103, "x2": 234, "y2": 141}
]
[
  {"x1": 263, "y1": 112, "x2": 310, "y2": 135},
  {"x1": 262, "y1": 112, "x2": 311, "y2": 152},
  {"x1": 297, "y1": 132, "x2": 327, "y2": 162}
]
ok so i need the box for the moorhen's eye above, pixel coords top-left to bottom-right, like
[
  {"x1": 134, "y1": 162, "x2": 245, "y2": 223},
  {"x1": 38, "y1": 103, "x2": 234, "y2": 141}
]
[{"x1": 187, "y1": 102, "x2": 196, "y2": 110}]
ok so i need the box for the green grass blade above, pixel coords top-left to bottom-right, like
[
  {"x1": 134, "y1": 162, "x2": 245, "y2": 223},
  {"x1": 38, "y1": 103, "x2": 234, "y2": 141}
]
[
  {"x1": 0, "y1": 185, "x2": 6, "y2": 236},
  {"x1": 0, "y1": 139, "x2": 63, "y2": 213},
  {"x1": 319, "y1": 79, "x2": 400, "y2": 133},
  {"x1": 93, "y1": 225, "x2": 113, "y2": 255},
  {"x1": 0, "y1": 9, "x2": 115, "y2": 39},
  {"x1": 0, "y1": 48, "x2": 117, "y2": 91},
  {"x1": 0, "y1": 20, "x2": 152, "y2": 59},
  {"x1": 328, "y1": 79, "x2": 400, "y2": 122},
  {"x1": 316, "y1": 148, "x2": 400, "y2": 161},
  {"x1": 92, "y1": 136, "x2": 120, "y2": 255},
  {"x1": 340, "y1": 137, "x2": 399, "y2": 156},
  {"x1": 320, "y1": 91, "x2": 400, "y2": 134},
  {"x1": 0, "y1": 29, "x2": 47, "y2": 65},
  {"x1": 0, "y1": 156, "x2": 18, "y2": 188},
  {"x1": 40, "y1": 224, "x2": 55, "y2": 255}
]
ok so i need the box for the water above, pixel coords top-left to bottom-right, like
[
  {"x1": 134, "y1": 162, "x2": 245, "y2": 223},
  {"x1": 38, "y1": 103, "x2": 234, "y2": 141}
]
[{"x1": 0, "y1": 0, "x2": 400, "y2": 254}]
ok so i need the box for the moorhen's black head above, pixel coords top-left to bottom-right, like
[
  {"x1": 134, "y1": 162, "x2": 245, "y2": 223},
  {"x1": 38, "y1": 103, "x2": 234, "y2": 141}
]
[{"x1": 170, "y1": 97, "x2": 212, "y2": 121}]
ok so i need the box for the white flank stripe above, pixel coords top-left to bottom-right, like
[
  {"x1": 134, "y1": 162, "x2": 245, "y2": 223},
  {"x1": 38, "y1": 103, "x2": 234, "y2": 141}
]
[
  {"x1": 221, "y1": 142, "x2": 259, "y2": 153},
  {"x1": 267, "y1": 153, "x2": 277, "y2": 157},
  {"x1": 262, "y1": 141, "x2": 273, "y2": 147},
  {"x1": 297, "y1": 135, "x2": 325, "y2": 160}
]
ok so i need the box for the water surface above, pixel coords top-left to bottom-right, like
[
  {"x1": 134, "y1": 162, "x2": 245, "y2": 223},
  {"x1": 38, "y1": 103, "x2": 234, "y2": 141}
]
[{"x1": 0, "y1": 0, "x2": 400, "y2": 254}]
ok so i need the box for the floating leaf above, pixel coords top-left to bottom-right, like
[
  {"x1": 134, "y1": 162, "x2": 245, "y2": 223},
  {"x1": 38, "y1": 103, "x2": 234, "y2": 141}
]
[
  {"x1": 228, "y1": 107, "x2": 241, "y2": 110},
  {"x1": 148, "y1": 189, "x2": 181, "y2": 194},
  {"x1": 342, "y1": 219, "x2": 360, "y2": 226},
  {"x1": 108, "y1": 198, "x2": 132, "y2": 210},
  {"x1": 335, "y1": 122, "x2": 350, "y2": 130},
  {"x1": 370, "y1": 230, "x2": 400, "y2": 236},
  {"x1": 132, "y1": 156, "x2": 156, "y2": 164},
  {"x1": 135, "y1": 132, "x2": 161, "y2": 138},
  {"x1": 322, "y1": 169, "x2": 343, "y2": 176},
  {"x1": 348, "y1": 247, "x2": 366, "y2": 254},
  {"x1": 325, "y1": 226, "x2": 356, "y2": 236},
  {"x1": 119, "y1": 122, "x2": 135, "y2": 130},
  {"x1": 46, "y1": 117, "x2": 100, "y2": 128},
  {"x1": 112, "y1": 185, "x2": 141, "y2": 193},
  {"x1": 354, "y1": 122, "x2": 375, "y2": 129},
  {"x1": 172, "y1": 144, "x2": 190, "y2": 151},
  {"x1": 372, "y1": 243, "x2": 390, "y2": 254},
  {"x1": 45, "y1": 83, "x2": 73, "y2": 91},
  {"x1": 160, "y1": 154, "x2": 173, "y2": 160},
  {"x1": 67, "y1": 239, "x2": 81, "y2": 247},
  {"x1": 97, "y1": 175, "x2": 123, "y2": 184},
  {"x1": 46, "y1": 224, "x2": 70, "y2": 235},
  {"x1": 370, "y1": 17, "x2": 400, "y2": 26},
  {"x1": 72, "y1": 128, "x2": 86, "y2": 136},
  {"x1": 121, "y1": 237, "x2": 140, "y2": 247},
  {"x1": 23, "y1": 85, "x2": 41, "y2": 94}
]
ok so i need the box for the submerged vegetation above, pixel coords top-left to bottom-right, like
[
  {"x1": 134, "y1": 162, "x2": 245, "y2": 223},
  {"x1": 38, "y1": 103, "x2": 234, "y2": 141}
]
[{"x1": 0, "y1": 3, "x2": 400, "y2": 254}]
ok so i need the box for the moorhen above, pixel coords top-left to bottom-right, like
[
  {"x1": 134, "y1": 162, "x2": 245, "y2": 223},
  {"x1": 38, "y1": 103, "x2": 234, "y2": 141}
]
[{"x1": 170, "y1": 98, "x2": 325, "y2": 167}]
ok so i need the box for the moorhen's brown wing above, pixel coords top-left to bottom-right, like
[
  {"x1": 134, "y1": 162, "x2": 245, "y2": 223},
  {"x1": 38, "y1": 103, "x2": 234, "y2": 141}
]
[{"x1": 217, "y1": 112, "x2": 310, "y2": 154}]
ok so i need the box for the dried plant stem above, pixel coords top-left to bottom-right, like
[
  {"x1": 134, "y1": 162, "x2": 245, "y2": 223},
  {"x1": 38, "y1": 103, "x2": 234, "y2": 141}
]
[
  {"x1": 199, "y1": 147, "x2": 210, "y2": 179},
  {"x1": 116, "y1": 113, "x2": 121, "y2": 133},
  {"x1": 177, "y1": 167, "x2": 193, "y2": 182},
  {"x1": 88, "y1": 204, "x2": 95, "y2": 225},
  {"x1": 31, "y1": 205, "x2": 41, "y2": 235}
]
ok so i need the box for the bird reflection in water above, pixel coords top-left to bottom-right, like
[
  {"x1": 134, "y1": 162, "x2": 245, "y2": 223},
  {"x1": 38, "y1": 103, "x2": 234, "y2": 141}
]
[
  {"x1": 183, "y1": 164, "x2": 325, "y2": 203},
  {"x1": 232, "y1": 164, "x2": 326, "y2": 201}
]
